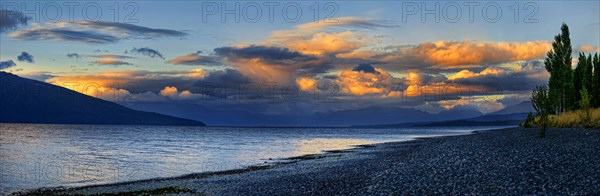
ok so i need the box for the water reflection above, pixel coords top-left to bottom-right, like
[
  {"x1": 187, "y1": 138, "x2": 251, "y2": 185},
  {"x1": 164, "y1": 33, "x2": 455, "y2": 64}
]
[
  {"x1": 294, "y1": 138, "x2": 379, "y2": 155},
  {"x1": 0, "y1": 124, "x2": 506, "y2": 195}
]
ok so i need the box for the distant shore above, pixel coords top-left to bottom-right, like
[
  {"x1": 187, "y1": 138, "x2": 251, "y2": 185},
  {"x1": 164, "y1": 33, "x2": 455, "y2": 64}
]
[{"x1": 14, "y1": 127, "x2": 600, "y2": 195}]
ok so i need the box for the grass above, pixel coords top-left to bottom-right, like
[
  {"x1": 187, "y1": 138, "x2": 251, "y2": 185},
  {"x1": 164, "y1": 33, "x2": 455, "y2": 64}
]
[{"x1": 545, "y1": 108, "x2": 600, "y2": 128}]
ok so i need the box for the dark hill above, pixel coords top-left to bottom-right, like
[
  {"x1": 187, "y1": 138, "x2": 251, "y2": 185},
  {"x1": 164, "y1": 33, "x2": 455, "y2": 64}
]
[{"x1": 0, "y1": 72, "x2": 204, "y2": 126}]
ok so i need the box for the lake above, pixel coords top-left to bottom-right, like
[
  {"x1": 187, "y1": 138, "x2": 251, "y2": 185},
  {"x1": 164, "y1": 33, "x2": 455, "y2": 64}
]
[{"x1": 0, "y1": 124, "x2": 509, "y2": 195}]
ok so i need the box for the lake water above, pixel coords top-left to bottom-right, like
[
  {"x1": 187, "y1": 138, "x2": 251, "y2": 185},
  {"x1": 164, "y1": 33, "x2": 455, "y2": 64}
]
[{"x1": 0, "y1": 124, "x2": 509, "y2": 195}]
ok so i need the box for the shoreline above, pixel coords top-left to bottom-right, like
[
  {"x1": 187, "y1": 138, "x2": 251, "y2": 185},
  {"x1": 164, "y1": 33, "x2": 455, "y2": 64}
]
[
  {"x1": 8, "y1": 128, "x2": 496, "y2": 195},
  {"x1": 12, "y1": 127, "x2": 600, "y2": 195},
  {"x1": 9, "y1": 128, "x2": 485, "y2": 195}
]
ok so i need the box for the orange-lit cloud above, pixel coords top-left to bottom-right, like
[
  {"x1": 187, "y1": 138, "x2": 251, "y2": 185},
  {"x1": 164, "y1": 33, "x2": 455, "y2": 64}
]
[
  {"x1": 448, "y1": 67, "x2": 504, "y2": 80},
  {"x1": 222, "y1": 58, "x2": 294, "y2": 83},
  {"x1": 45, "y1": 70, "x2": 201, "y2": 96},
  {"x1": 578, "y1": 45, "x2": 600, "y2": 53},
  {"x1": 336, "y1": 50, "x2": 383, "y2": 60},
  {"x1": 336, "y1": 67, "x2": 398, "y2": 96},
  {"x1": 93, "y1": 59, "x2": 132, "y2": 66},
  {"x1": 160, "y1": 86, "x2": 179, "y2": 97},
  {"x1": 265, "y1": 17, "x2": 393, "y2": 56},
  {"x1": 281, "y1": 32, "x2": 369, "y2": 56},
  {"x1": 381, "y1": 41, "x2": 551, "y2": 68},
  {"x1": 188, "y1": 68, "x2": 207, "y2": 78},
  {"x1": 167, "y1": 52, "x2": 221, "y2": 65},
  {"x1": 296, "y1": 77, "x2": 318, "y2": 91},
  {"x1": 159, "y1": 86, "x2": 199, "y2": 100}
]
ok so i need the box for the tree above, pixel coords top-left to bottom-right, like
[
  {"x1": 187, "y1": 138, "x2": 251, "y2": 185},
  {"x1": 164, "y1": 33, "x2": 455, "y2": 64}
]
[
  {"x1": 593, "y1": 53, "x2": 600, "y2": 108},
  {"x1": 573, "y1": 53, "x2": 593, "y2": 108},
  {"x1": 520, "y1": 112, "x2": 535, "y2": 128},
  {"x1": 582, "y1": 54, "x2": 593, "y2": 97},
  {"x1": 573, "y1": 53, "x2": 586, "y2": 107},
  {"x1": 579, "y1": 88, "x2": 592, "y2": 128},
  {"x1": 545, "y1": 23, "x2": 574, "y2": 114},
  {"x1": 532, "y1": 85, "x2": 552, "y2": 138}
]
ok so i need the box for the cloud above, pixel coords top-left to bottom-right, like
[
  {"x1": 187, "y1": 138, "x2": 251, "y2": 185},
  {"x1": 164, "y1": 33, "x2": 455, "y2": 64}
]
[
  {"x1": 18, "y1": 71, "x2": 54, "y2": 81},
  {"x1": 296, "y1": 77, "x2": 318, "y2": 91},
  {"x1": 127, "y1": 47, "x2": 165, "y2": 59},
  {"x1": 437, "y1": 97, "x2": 505, "y2": 113},
  {"x1": 277, "y1": 31, "x2": 371, "y2": 56},
  {"x1": 158, "y1": 86, "x2": 202, "y2": 100},
  {"x1": 44, "y1": 69, "x2": 250, "y2": 102},
  {"x1": 194, "y1": 69, "x2": 252, "y2": 85},
  {"x1": 45, "y1": 70, "x2": 202, "y2": 96},
  {"x1": 214, "y1": 45, "x2": 316, "y2": 64},
  {"x1": 0, "y1": 9, "x2": 29, "y2": 33},
  {"x1": 448, "y1": 67, "x2": 504, "y2": 80},
  {"x1": 266, "y1": 18, "x2": 392, "y2": 56},
  {"x1": 17, "y1": 51, "x2": 34, "y2": 63},
  {"x1": 0, "y1": 60, "x2": 17, "y2": 70},
  {"x1": 86, "y1": 54, "x2": 135, "y2": 66},
  {"x1": 88, "y1": 55, "x2": 134, "y2": 59},
  {"x1": 67, "y1": 53, "x2": 82, "y2": 58},
  {"x1": 352, "y1": 63, "x2": 379, "y2": 74},
  {"x1": 268, "y1": 17, "x2": 396, "y2": 43},
  {"x1": 191, "y1": 69, "x2": 254, "y2": 98},
  {"x1": 92, "y1": 59, "x2": 133, "y2": 66},
  {"x1": 448, "y1": 60, "x2": 548, "y2": 92},
  {"x1": 336, "y1": 50, "x2": 382, "y2": 60},
  {"x1": 188, "y1": 68, "x2": 207, "y2": 78},
  {"x1": 11, "y1": 29, "x2": 120, "y2": 44},
  {"x1": 577, "y1": 45, "x2": 600, "y2": 53},
  {"x1": 212, "y1": 45, "x2": 324, "y2": 82},
  {"x1": 167, "y1": 51, "x2": 222, "y2": 66},
  {"x1": 379, "y1": 41, "x2": 552, "y2": 70},
  {"x1": 336, "y1": 65, "x2": 399, "y2": 96},
  {"x1": 10, "y1": 21, "x2": 187, "y2": 43},
  {"x1": 160, "y1": 86, "x2": 179, "y2": 97}
]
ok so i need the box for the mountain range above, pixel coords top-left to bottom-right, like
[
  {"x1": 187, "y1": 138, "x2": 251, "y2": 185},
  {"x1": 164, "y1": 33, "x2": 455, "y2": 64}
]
[
  {"x1": 1, "y1": 71, "x2": 534, "y2": 127},
  {"x1": 125, "y1": 101, "x2": 533, "y2": 127}
]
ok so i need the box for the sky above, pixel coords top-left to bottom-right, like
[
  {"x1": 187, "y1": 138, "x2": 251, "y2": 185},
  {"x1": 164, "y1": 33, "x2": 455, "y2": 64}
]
[{"x1": 0, "y1": 0, "x2": 599, "y2": 122}]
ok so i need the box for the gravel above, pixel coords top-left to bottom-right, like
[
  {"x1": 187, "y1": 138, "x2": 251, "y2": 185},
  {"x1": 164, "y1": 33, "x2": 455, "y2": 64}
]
[{"x1": 14, "y1": 127, "x2": 600, "y2": 195}]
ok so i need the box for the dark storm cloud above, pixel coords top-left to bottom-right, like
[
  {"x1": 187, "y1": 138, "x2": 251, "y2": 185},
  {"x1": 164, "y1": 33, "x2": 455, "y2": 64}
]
[
  {"x1": 17, "y1": 52, "x2": 34, "y2": 63},
  {"x1": 167, "y1": 51, "x2": 222, "y2": 66},
  {"x1": 0, "y1": 9, "x2": 29, "y2": 33},
  {"x1": 337, "y1": 18, "x2": 399, "y2": 29},
  {"x1": 295, "y1": 63, "x2": 335, "y2": 77},
  {"x1": 87, "y1": 55, "x2": 134, "y2": 59},
  {"x1": 352, "y1": 63, "x2": 379, "y2": 74},
  {"x1": 67, "y1": 53, "x2": 81, "y2": 59},
  {"x1": 74, "y1": 21, "x2": 187, "y2": 37},
  {"x1": 0, "y1": 60, "x2": 17, "y2": 70},
  {"x1": 214, "y1": 45, "x2": 317, "y2": 64},
  {"x1": 191, "y1": 69, "x2": 254, "y2": 98},
  {"x1": 450, "y1": 61, "x2": 548, "y2": 92},
  {"x1": 9, "y1": 21, "x2": 188, "y2": 44},
  {"x1": 11, "y1": 29, "x2": 120, "y2": 44},
  {"x1": 196, "y1": 69, "x2": 253, "y2": 85},
  {"x1": 92, "y1": 59, "x2": 133, "y2": 66},
  {"x1": 126, "y1": 47, "x2": 165, "y2": 59}
]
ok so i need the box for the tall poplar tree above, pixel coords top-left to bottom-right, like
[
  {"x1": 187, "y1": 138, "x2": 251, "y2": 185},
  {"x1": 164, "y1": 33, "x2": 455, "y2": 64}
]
[
  {"x1": 593, "y1": 53, "x2": 600, "y2": 108},
  {"x1": 582, "y1": 54, "x2": 593, "y2": 96},
  {"x1": 544, "y1": 23, "x2": 574, "y2": 114},
  {"x1": 573, "y1": 53, "x2": 586, "y2": 107}
]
